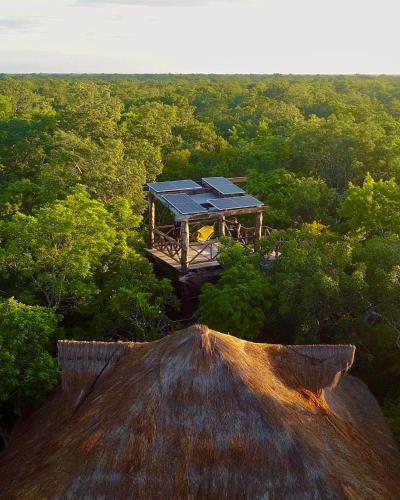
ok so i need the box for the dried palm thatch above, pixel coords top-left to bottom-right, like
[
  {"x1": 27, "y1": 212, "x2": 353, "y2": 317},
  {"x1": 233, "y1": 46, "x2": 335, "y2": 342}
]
[
  {"x1": 273, "y1": 343, "x2": 355, "y2": 394},
  {"x1": 0, "y1": 325, "x2": 399, "y2": 499},
  {"x1": 57, "y1": 340, "x2": 142, "y2": 408}
]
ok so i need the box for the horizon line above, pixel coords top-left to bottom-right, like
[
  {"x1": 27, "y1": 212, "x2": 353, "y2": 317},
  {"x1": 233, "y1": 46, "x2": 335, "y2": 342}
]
[{"x1": 1, "y1": 72, "x2": 400, "y2": 76}]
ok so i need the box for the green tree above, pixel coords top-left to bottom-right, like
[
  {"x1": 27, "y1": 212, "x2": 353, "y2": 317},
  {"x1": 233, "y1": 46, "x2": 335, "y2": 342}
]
[
  {"x1": 161, "y1": 149, "x2": 193, "y2": 180},
  {"x1": 0, "y1": 179, "x2": 43, "y2": 216},
  {"x1": 0, "y1": 116, "x2": 55, "y2": 180},
  {"x1": 90, "y1": 249, "x2": 178, "y2": 341},
  {"x1": 339, "y1": 173, "x2": 400, "y2": 236},
  {"x1": 221, "y1": 123, "x2": 287, "y2": 176},
  {"x1": 120, "y1": 101, "x2": 179, "y2": 148},
  {"x1": 0, "y1": 186, "x2": 116, "y2": 310},
  {"x1": 0, "y1": 77, "x2": 53, "y2": 118},
  {"x1": 123, "y1": 138, "x2": 163, "y2": 183},
  {"x1": 39, "y1": 131, "x2": 146, "y2": 210},
  {"x1": 87, "y1": 197, "x2": 178, "y2": 341},
  {"x1": 198, "y1": 240, "x2": 271, "y2": 339},
  {"x1": 59, "y1": 81, "x2": 122, "y2": 139},
  {"x1": 261, "y1": 224, "x2": 367, "y2": 343},
  {"x1": 0, "y1": 95, "x2": 13, "y2": 120},
  {"x1": 247, "y1": 168, "x2": 335, "y2": 226},
  {"x1": 354, "y1": 234, "x2": 400, "y2": 319},
  {"x1": 0, "y1": 298, "x2": 59, "y2": 445},
  {"x1": 288, "y1": 113, "x2": 400, "y2": 191}
]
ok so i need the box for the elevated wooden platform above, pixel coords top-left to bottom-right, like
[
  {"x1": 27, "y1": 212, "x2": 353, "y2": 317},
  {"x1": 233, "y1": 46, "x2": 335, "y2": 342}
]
[
  {"x1": 146, "y1": 176, "x2": 267, "y2": 274},
  {"x1": 145, "y1": 240, "x2": 220, "y2": 272}
]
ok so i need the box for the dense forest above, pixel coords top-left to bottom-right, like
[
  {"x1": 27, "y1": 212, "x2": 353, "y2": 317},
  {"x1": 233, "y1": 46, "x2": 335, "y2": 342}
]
[{"x1": 0, "y1": 74, "x2": 399, "y2": 446}]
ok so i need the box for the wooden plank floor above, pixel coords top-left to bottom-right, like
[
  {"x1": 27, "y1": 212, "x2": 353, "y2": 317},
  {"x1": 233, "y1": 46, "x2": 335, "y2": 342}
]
[{"x1": 145, "y1": 240, "x2": 220, "y2": 271}]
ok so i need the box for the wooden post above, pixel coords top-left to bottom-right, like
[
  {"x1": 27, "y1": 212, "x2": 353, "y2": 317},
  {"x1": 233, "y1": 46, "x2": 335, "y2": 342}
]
[
  {"x1": 181, "y1": 219, "x2": 190, "y2": 273},
  {"x1": 148, "y1": 193, "x2": 155, "y2": 249},
  {"x1": 254, "y1": 211, "x2": 263, "y2": 251},
  {"x1": 218, "y1": 216, "x2": 226, "y2": 237}
]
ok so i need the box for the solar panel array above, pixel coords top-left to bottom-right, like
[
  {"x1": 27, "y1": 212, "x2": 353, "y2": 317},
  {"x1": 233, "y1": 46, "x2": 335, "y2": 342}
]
[
  {"x1": 163, "y1": 194, "x2": 208, "y2": 215},
  {"x1": 147, "y1": 180, "x2": 202, "y2": 193},
  {"x1": 148, "y1": 177, "x2": 264, "y2": 215},
  {"x1": 202, "y1": 177, "x2": 245, "y2": 196},
  {"x1": 208, "y1": 196, "x2": 263, "y2": 211}
]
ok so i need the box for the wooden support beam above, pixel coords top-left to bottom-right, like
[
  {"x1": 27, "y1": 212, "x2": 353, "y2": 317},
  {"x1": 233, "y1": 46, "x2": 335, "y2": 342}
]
[
  {"x1": 254, "y1": 211, "x2": 263, "y2": 251},
  {"x1": 180, "y1": 220, "x2": 190, "y2": 273},
  {"x1": 148, "y1": 193, "x2": 155, "y2": 249},
  {"x1": 218, "y1": 216, "x2": 226, "y2": 237},
  {"x1": 227, "y1": 176, "x2": 247, "y2": 184}
]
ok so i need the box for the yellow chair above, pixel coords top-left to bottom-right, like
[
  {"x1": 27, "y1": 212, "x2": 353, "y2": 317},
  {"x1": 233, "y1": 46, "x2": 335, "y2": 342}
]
[{"x1": 193, "y1": 225, "x2": 214, "y2": 243}]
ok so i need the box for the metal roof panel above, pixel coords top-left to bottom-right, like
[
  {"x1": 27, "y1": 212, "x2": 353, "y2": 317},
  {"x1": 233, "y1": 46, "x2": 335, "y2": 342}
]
[
  {"x1": 163, "y1": 193, "x2": 208, "y2": 215},
  {"x1": 202, "y1": 177, "x2": 245, "y2": 196},
  {"x1": 147, "y1": 180, "x2": 202, "y2": 193}
]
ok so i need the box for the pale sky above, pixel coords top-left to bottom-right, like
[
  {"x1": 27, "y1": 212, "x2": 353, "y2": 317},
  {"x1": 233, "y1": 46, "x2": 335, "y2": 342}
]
[{"x1": 0, "y1": 0, "x2": 399, "y2": 74}]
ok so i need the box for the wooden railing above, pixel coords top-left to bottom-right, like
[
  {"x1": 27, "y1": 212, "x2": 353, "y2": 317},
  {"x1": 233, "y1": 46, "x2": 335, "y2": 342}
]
[
  {"x1": 157, "y1": 224, "x2": 175, "y2": 237},
  {"x1": 188, "y1": 239, "x2": 219, "y2": 265},
  {"x1": 239, "y1": 225, "x2": 272, "y2": 248},
  {"x1": 154, "y1": 228, "x2": 181, "y2": 263},
  {"x1": 152, "y1": 223, "x2": 272, "y2": 268}
]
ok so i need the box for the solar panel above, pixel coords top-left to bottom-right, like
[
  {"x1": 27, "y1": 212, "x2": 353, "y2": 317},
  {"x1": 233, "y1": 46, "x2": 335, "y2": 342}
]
[
  {"x1": 202, "y1": 177, "x2": 245, "y2": 196},
  {"x1": 147, "y1": 180, "x2": 202, "y2": 193},
  {"x1": 235, "y1": 196, "x2": 264, "y2": 208},
  {"x1": 208, "y1": 196, "x2": 263, "y2": 210},
  {"x1": 163, "y1": 194, "x2": 208, "y2": 215},
  {"x1": 189, "y1": 193, "x2": 213, "y2": 204}
]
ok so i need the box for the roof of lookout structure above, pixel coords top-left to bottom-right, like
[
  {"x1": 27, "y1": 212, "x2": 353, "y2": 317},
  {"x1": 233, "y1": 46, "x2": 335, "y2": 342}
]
[
  {"x1": 0, "y1": 325, "x2": 399, "y2": 498},
  {"x1": 146, "y1": 177, "x2": 265, "y2": 219}
]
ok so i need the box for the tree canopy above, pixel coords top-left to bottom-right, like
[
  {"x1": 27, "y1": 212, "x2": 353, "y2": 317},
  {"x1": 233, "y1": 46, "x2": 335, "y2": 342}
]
[{"x1": 1, "y1": 73, "x2": 400, "y2": 443}]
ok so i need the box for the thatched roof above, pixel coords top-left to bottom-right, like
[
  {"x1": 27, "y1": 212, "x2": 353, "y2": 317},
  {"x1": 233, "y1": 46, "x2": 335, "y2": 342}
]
[{"x1": 1, "y1": 325, "x2": 399, "y2": 499}]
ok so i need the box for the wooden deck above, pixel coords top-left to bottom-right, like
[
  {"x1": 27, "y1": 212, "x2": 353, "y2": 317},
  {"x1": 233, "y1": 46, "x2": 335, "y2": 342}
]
[{"x1": 145, "y1": 240, "x2": 220, "y2": 272}]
